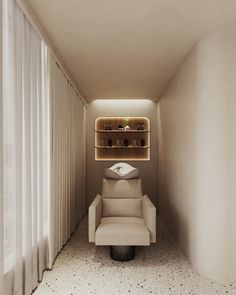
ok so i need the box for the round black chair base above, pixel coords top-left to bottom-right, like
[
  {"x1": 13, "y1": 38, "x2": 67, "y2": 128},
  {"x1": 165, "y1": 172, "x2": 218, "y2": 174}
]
[{"x1": 110, "y1": 246, "x2": 135, "y2": 261}]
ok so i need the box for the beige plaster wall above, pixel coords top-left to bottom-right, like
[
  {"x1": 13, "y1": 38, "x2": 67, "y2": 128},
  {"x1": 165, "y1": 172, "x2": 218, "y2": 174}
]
[{"x1": 157, "y1": 31, "x2": 236, "y2": 282}]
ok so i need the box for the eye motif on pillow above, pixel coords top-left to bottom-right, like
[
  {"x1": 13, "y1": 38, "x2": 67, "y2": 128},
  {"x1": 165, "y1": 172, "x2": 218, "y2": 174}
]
[
  {"x1": 114, "y1": 166, "x2": 122, "y2": 175},
  {"x1": 105, "y1": 162, "x2": 139, "y2": 179}
]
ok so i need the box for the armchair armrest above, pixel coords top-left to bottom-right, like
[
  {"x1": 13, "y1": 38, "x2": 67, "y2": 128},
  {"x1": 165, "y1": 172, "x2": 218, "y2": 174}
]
[
  {"x1": 88, "y1": 195, "x2": 102, "y2": 242},
  {"x1": 142, "y1": 195, "x2": 156, "y2": 243}
]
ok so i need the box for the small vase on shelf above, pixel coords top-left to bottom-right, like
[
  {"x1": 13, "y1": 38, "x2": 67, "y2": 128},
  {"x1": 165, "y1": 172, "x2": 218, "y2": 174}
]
[
  {"x1": 104, "y1": 122, "x2": 108, "y2": 130},
  {"x1": 124, "y1": 120, "x2": 131, "y2": 131},
  {"x1": 124, "y1": 139, "x2": 129, "y2": 147},
  {"x1": 108, "y1": 139, "x2": 113, "y2": 147},
  {"x1": 108, "y1": 122, "x2": 112, "y2": 130},
  {"x1": 137, "y1": 123, "x2": 145, "y2": 130}
]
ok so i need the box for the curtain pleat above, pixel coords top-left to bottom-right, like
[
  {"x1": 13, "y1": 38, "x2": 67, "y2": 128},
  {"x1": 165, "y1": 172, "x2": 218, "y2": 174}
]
[
  {"x1": 14, "y1": 5, "x2": 23, "y2": 295},
  {"x1": 0, "y1": 1, "x2": 4, "y2": 294},
  {"x1": 47, "y1": 52, "x2": 85, "y2": 267}
]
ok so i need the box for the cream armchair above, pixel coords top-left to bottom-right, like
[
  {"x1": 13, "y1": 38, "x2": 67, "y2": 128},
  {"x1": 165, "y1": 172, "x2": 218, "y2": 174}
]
[{"x1": 89, "y1": 178, "x2": 156, "y2": 261}]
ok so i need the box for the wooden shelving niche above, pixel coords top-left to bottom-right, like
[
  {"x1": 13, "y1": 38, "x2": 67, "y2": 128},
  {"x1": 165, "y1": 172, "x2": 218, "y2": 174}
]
[{"x1": 95, "y1": 117, "x2": 150, "y2": 161}]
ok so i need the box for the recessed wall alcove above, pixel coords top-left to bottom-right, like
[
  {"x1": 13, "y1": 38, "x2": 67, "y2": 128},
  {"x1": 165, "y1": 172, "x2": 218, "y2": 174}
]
[{"x1": 95, "y1": 117, "x2": 150, "y2": 161}]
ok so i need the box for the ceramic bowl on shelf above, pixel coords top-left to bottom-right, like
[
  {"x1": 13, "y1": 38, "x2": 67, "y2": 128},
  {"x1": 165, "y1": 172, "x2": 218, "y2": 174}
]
[{"x1": 118, "y1": 124, "x2": 124, "y2": 130}]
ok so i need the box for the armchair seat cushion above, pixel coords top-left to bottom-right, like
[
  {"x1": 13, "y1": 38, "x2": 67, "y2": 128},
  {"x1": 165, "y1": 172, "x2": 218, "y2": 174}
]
[{"x1": 95, "y1": 217, "x2": 150, "y2": 246}]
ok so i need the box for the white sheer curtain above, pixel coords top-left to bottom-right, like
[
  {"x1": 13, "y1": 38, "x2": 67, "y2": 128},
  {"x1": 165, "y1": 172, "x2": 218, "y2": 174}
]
[
  {"x1": 0, "y1": 1, "x2": 86, "y2": 294},
  {"x1": 0, "y1": 0, "x2": 4, "y2": 292},
  {"x1": 1, "y1": 0, "x2": 50, "y2": 294},
  {"x1": 48, "y1": 53, "x2": 85, "y2": 266}
]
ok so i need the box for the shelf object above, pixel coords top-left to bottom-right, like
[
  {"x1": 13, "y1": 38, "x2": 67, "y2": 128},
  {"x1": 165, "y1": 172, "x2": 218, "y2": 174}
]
[{"x1": 95, "y1": 117, "x2": 150, "y2": 161}]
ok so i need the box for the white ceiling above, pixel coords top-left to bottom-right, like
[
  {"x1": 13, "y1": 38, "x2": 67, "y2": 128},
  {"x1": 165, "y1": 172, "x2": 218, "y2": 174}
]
[{"x1": 28, "y1": 0, "x2": 236, "y2": 102}]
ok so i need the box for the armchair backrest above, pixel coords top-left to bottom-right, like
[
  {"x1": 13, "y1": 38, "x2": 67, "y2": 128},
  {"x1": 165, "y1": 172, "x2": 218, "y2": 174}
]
[
  {"x1": 101, "y1": 178, "x2": 143, "y2": 218},
  {"x1": 102, "y1": 178, "x2": 142, "y2": 199}
]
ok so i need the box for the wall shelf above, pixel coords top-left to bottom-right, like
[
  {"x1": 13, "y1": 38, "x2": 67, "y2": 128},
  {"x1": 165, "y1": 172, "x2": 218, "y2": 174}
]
[
  {"x1": 95, "y1": 117, "x2": 150, "y2": 161},
  {"x1": 95, "y1": 130, "x2": 150, "y2": 133},
  {"x1": 95, "y1": 146, "x2": 150, "y2": 149}
]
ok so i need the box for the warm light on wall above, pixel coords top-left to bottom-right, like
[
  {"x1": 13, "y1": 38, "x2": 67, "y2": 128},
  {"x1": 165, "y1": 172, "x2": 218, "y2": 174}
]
[{"x1": 91, "y1": 99, "x2": 155, "y2": 111}]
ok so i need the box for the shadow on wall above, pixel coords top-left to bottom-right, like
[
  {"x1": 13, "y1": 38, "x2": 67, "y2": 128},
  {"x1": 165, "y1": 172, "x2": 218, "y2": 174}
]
[{"x1": 157, "y1": 103, "x2": 192, "y2": 261}]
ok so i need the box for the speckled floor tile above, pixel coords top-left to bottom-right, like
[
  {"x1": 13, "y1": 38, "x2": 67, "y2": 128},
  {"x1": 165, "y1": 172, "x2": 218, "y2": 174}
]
[{"x1": 33, "y1": 216, "x2": 236, "y2": 295}]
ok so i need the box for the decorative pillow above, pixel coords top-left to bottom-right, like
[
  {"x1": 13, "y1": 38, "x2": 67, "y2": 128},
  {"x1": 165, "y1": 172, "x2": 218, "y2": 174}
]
[
  {"x1": 102, "y1": 198, "x2": 142, "y2": 218},
  {"x1": 105, "y1": 162, "x2": 139, "y2": 179}
]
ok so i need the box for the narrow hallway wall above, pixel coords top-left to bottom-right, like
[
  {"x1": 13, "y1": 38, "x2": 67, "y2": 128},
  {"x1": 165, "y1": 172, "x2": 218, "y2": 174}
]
[{"x1": 157, "y1": 31, "x2": 236, "y2": 282}]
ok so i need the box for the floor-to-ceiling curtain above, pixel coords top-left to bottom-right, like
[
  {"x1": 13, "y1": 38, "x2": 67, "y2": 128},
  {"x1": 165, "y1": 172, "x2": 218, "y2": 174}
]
[
  {"x1": 48, "y1": 53, "x2": 85, "y2": 267},
  {"x1": 0, "y1": 1, "x2": 86, "y2": 294},
  {"x1": 0, "y1": 0, "x2": 50, "y2": 294}
]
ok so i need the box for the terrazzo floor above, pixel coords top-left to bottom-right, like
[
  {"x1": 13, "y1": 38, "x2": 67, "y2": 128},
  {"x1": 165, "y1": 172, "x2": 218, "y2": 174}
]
[{"x1": 33, "y1": 216, "x2": 236, "y2": 295}]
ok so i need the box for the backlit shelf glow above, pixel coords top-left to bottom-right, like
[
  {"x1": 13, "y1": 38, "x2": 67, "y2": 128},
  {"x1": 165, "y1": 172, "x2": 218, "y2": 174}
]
[{"x1": 95, "y1": 117, "x2": 150, "y2": 161}]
